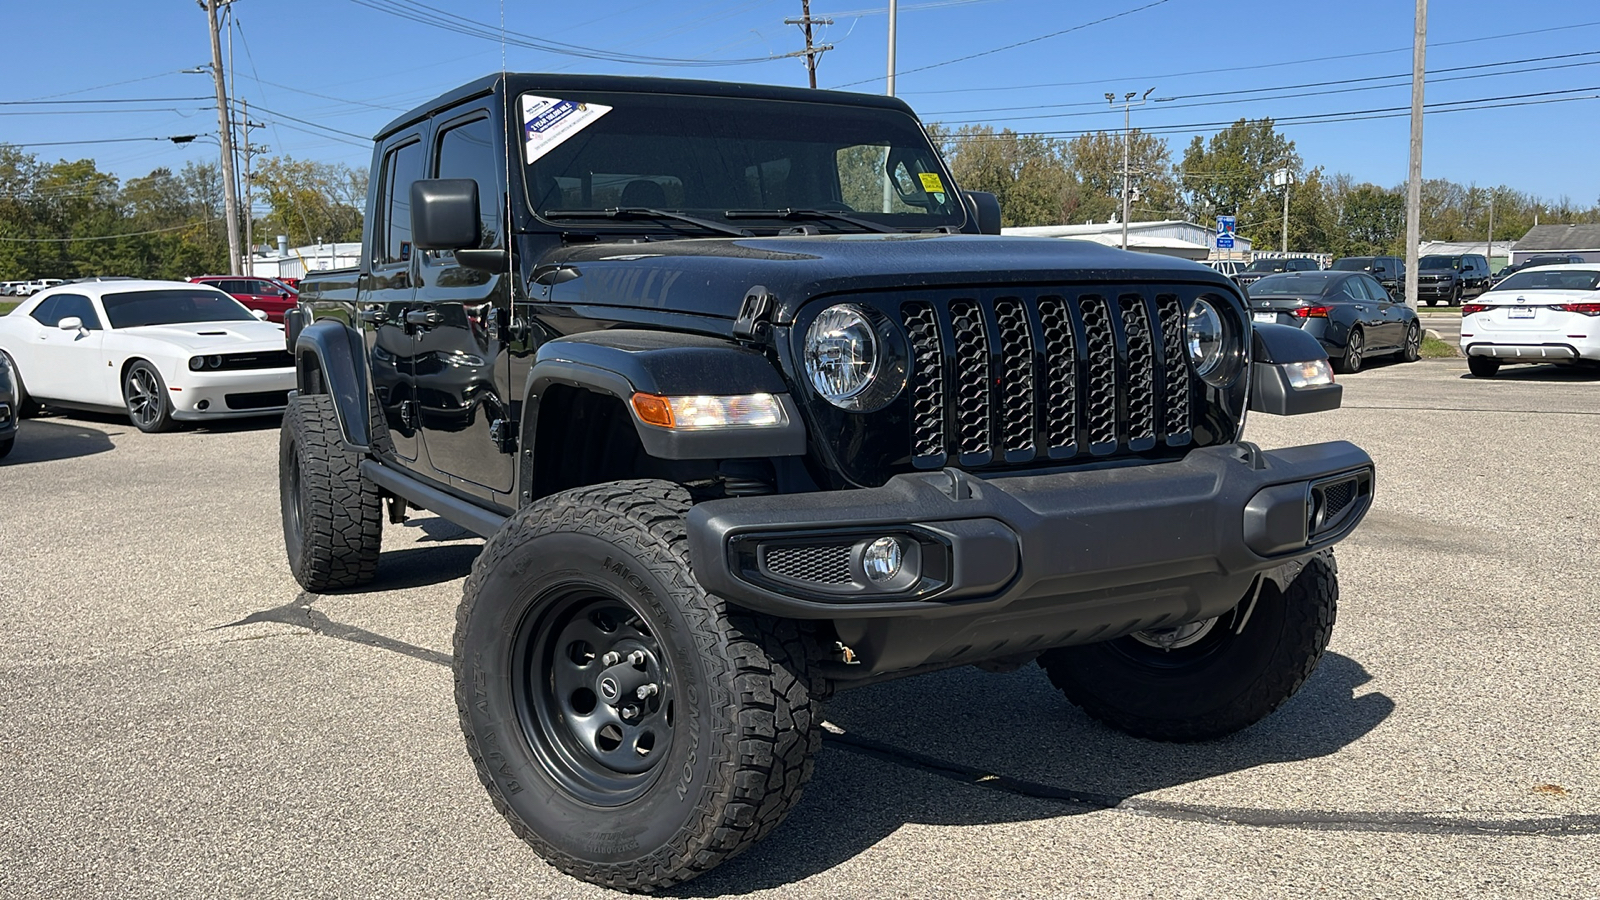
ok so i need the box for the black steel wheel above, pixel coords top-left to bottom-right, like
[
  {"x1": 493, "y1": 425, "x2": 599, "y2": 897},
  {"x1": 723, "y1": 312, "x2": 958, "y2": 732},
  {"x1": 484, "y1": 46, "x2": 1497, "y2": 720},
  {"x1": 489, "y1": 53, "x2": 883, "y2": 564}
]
[
  {"x1": 1335, "y1": 326, "x2": 1364, "y2": 374},
  {"x1": 123, "y1": 360, "x2": 174, "y2": 433},
  {"x1": 455, "y1": 479, "x2": 824, "y2": 892},
  {"x1": 1402, "y1": 321, "x2": 1421, "y2": 362},
  {"x1": 1039, "y1": 552, "x2": 1338, "y2": 742}
]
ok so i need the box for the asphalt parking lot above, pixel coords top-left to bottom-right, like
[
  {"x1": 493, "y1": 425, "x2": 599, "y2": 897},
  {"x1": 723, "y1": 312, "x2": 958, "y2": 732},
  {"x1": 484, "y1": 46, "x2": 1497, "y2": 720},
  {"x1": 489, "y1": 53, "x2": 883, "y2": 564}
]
[{"x1": 2, "y1": 356, "x2": 1597, "y2": 899}]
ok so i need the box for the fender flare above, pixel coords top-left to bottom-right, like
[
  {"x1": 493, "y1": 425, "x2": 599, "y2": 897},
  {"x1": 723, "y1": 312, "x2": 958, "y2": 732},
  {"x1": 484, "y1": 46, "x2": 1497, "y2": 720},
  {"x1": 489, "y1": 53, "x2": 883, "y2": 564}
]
[
  {"x1": 521, "y1": 329, "x2": 807, "y2": 462},
  {"x1": 294, "y1": 318, "x2": 371, "y2": 449}
]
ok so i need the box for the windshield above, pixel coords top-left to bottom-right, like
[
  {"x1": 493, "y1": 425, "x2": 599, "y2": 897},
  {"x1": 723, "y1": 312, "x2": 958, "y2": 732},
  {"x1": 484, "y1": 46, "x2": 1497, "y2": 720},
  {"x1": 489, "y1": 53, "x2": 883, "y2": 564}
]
[
  {"x1": 102, "y1": 289, "x2": 257, "y2": 328},
  {"x1": 1490, "y1": 269, "x2": 1600, "y2": 293},
  {"x1": 1331, "y1": 258, "x2": 1373, "y2": 271},
  {"x1": 1419, "y1": 256, "x2": 1458, "y2": 270},
  {"x1": 1247, "y1": 272, "x2": 1337, "y2": 296},
  {"x1": 521, "y1": 91, "x2": 964, "y2": 231},
  {"x1": 1243, "y1": 259, "x2": 1288, "y2": 273}
]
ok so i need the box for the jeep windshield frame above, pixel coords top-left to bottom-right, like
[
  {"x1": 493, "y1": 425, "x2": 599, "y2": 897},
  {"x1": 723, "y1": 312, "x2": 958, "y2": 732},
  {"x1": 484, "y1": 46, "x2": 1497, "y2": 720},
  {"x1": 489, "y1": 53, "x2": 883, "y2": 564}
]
[{"x1": 518, "y1": 90, "x2": 967, "y2": 234}]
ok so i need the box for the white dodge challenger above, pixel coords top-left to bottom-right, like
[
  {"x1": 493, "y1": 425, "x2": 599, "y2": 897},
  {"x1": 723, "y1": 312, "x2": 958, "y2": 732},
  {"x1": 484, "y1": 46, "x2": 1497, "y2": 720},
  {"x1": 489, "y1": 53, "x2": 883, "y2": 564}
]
[{"x1": 0, "y1": 279, "x2": 296, "y2": 432}]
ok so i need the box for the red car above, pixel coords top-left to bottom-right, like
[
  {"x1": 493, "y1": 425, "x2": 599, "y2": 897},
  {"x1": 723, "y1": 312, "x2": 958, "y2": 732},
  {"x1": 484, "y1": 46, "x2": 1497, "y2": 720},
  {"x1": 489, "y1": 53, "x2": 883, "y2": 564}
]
[{"x1": 187, "y1": 276, "x2": 298, "y2": 323}]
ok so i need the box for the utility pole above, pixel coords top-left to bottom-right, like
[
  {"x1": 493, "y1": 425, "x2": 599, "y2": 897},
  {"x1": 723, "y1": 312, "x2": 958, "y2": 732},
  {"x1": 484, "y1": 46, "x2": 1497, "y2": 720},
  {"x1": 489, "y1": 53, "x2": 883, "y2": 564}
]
[
  {"x1": 886, "y1": 0, "x2": 898, "y2": 97},
  {"x1": 1486, "y1": 194, "x2": 1495, "y2": 267},
  {"x1": 1275, "y1": 163, "x2": 1295, "y2": 253},
  {"x1": 202, "y1": 0, "x2": 242, "y2": 276},
  {"x1": 238, "y1": 98, "x2": 265, "y2": 277},
  {"x1": 1404, "y1": 0, "x2": 1427, "y2": 310},
  {"x1": 784, "y1": 1, "x2": 833, "y2": 89},
  {"x1": 1106, "y1": 88, "x2": 1154, "y2": 251}
]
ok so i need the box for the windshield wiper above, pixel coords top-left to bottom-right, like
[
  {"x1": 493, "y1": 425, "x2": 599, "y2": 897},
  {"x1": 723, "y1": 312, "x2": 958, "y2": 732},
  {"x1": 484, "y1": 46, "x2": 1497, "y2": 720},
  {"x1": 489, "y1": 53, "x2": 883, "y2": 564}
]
[
  {"x1": 542, "y1": 207, "x2": 752, "y2": 237},
  {"x1": 723, "y1": 208, "x2": 902, "y2": 234}
]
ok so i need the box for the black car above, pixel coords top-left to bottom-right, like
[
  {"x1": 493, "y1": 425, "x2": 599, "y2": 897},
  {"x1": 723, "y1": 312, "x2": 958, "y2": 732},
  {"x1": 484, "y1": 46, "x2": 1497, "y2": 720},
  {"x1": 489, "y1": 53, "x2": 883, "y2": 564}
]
[
  {"x1": 0, "y1": 350, "x2": 17, "y2": 458},
  {"x1": 1415, "y1": 253, "x2": 1490, "y2": 306},
  {"x1": 1246, "y1": 270, "x2": 1421, "y2": 373},
  {"x1": 1232, "y1": 256, "x2": 1320, "y2": 290},
  {"x1": 1330, "y1": 255, "x2": 1407, "y2": 300}
]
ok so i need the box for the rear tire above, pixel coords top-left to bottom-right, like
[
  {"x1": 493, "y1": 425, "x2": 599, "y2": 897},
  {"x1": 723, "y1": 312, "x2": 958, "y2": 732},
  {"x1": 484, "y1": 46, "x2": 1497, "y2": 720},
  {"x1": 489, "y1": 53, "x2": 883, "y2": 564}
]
[
  {"x1": 1039, "y1": 552, "x2": 1338, "y2": 742},
  {"x1": 1468, "y1": 355, "x2": 1501, "y2": 378},
  {"x1": 1335, "y1": 326, "x2": 1364, "y2": 374},
  {"x1": 454, "y1": 479, "x2": 825, "y2": 891},
  {"x1": 1401, "y1": 322, "x2": 1421, "y2": 362},
  {"x1": 279, "y1": 393, "x2": 382, "y2": 591}
]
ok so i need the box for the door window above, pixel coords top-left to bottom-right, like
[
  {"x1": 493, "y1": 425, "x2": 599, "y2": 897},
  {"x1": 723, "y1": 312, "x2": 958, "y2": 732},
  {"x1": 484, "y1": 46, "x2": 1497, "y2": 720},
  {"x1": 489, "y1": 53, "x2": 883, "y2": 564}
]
[
  {"x1": 378, "y1": 139, "x2": 425, "y2": 266},
  {"x1": 1358, "y1": 276, "x2": 1388, "y2": 301},
  {"x1": 52, "y1": 294, "x2": 103, "y2": 329},
  {"x1": 433, "y1": 115, "x2": 503, "y2": 251}
]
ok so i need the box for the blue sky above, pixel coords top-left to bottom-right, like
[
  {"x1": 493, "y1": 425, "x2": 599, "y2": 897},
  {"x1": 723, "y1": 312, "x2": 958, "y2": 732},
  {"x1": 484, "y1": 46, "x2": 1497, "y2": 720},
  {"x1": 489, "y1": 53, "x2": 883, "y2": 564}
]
[{"x1": 6, "y1": 0, "x2": 1599, "y2": 212}]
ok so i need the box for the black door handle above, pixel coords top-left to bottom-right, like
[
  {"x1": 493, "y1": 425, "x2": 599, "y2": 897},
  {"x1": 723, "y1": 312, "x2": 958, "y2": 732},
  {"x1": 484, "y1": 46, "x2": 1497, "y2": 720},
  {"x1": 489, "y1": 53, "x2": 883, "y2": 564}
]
[
  {"x1": 404, "y1": 309, "x2": 442, "y2": 327},
  {"x1": 359, "y1": 308, "x2": 388, "y2": 325}
]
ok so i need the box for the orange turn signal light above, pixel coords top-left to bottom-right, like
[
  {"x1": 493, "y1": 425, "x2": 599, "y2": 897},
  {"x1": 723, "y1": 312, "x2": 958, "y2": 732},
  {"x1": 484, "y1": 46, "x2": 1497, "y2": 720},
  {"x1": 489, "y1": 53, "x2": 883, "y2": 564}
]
[{"x1": 631, "y1": 393, "x2": 675, "y2": 428}]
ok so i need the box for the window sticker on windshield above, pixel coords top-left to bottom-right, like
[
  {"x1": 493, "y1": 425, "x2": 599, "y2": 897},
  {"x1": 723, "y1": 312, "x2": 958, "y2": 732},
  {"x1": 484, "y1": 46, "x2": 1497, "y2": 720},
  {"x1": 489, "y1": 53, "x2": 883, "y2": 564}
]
[
  {"x1": 521, "y1": 95, "x2": 612, "y2": 164},
  {"x1": 918, "y1": 172, "x2": 946, "y2": 194}
]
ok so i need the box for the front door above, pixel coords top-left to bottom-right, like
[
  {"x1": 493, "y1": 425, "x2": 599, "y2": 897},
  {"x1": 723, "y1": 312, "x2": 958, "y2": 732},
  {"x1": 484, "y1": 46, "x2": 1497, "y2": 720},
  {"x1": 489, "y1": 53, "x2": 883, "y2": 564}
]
[
  {"x1": 362, "y1": 134, "x2": 426, "y2": 463},
  {"x1": 28, "y1": 293, "x2": 109, "y2": 405},
  {"x1": 413, "y1": 111, "x2": 514, "y2": 495}
]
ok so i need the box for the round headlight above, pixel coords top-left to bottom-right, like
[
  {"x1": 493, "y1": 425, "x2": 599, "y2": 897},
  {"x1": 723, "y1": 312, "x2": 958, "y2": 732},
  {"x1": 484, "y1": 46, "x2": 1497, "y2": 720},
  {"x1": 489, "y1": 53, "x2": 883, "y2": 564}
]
[
  {"x1": 1186, "y1": 299, "x2": 1226, "y2": 381},
  {"x1": 188, "y1": 357, "x2": 203, "y2": 371},
  {"x1": 805, "y1": 305, "x2": 879, "y2": 406}
]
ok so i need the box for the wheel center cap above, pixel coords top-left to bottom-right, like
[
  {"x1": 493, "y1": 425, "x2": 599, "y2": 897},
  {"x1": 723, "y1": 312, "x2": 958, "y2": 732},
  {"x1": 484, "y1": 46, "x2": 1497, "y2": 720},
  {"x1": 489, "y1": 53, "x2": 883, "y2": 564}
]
[{"x1": 599, "y1": 677, "x2": 620, "y2": 701}]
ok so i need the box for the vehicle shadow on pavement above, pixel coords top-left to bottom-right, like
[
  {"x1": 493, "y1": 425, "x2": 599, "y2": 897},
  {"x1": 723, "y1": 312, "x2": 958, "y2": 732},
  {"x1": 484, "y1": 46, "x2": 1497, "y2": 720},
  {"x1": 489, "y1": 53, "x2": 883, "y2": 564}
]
[
  {"x1": 674, "y1": 652, "x2": 1395, "y2": 896},
  {"x1": 1, "y1": 418, "x2": 115, "y2": 465},
  {"x1": 364, "y1": 543, "x2": 482, "y2": 592},
  {"x1": 1460, "y1": 365, "x2": 1600, "y2": 382}
]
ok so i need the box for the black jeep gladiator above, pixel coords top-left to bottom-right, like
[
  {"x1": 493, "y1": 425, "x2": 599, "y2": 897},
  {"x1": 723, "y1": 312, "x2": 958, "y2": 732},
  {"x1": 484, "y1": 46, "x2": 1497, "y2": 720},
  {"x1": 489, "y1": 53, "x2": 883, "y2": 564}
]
[{"x1": 281, "y1": 73, "x2": 1374, "y2": 891}]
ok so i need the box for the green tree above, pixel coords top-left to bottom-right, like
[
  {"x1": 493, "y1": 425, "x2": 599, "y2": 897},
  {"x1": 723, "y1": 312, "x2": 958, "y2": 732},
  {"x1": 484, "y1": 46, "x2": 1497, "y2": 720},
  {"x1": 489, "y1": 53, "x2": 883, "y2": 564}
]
[
  {"x1": 253, "y1": 156, "x2": 367, "y2": 246},
  {"x1": 930, "y1": 124, "x2": 1075, "y2": 227},
  {"x1": 1178, "y1": 118, "x2": 1299, "y2": 248},
  {"x1": 1066, "y1": 129, "x2": 1180, "y2": 224}
]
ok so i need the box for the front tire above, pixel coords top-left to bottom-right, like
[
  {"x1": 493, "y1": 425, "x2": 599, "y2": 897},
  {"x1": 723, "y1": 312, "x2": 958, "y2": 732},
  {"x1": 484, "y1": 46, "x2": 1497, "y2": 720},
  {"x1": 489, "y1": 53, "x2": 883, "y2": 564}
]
[
  {"x1": 1039, "y1": 552, "x2": 1338, "y2": 742},
  {"x1": 1468, "y1": 355, "x2": 1501, "y2": 378},
  {"x1": 279, "y1": 393, "x2": 382, "y2": 591},
  {"x1": 124, "y1": 361, "x2": 175, "y2": 433},
  {"x1": 454, "y1": 480, "x2": 824, "y2": 892},
  {"x1": 2, "y1": 351, "x2": 44, "y2": 418},
  {"x1": 1335, "y1": 326, "x2": 1364, "y2": 374},
  {"x1": 1401, "y1": 322, "x2": 1421, "y2": 362}
]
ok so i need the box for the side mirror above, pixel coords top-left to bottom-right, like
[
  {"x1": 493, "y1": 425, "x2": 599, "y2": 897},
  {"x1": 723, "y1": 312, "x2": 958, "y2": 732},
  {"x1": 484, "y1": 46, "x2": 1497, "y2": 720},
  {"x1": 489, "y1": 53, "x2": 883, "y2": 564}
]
[
  {"x1": 1371, "y1": 266, "x2": 1386, "y2": 274},
  {"x1": 277, "y1": 290, "x2": 291, "y2": 299},
  {"x1": 252, "y1": 309, "x2": 270, "y2": 321},
  {"x1": 411, "y1": 178, "x2": 481, "y2": 250},
  {"x1": 964, "y1": 190, "x2": 1002, "y2": 235},
  {"x1": 58, "y1": 316, "x2": 84, "y2": 331}
]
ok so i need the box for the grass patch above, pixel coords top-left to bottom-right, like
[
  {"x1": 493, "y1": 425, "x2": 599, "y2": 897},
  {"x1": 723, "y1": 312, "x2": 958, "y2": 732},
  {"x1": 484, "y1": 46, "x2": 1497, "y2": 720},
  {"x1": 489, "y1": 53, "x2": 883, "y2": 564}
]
[
  {"x1": 0, "y1": 301, "x2": 17, "y2": 316},
  {"x1": 1421, "y1": 335, "x2": 1459, "y2": 358}
]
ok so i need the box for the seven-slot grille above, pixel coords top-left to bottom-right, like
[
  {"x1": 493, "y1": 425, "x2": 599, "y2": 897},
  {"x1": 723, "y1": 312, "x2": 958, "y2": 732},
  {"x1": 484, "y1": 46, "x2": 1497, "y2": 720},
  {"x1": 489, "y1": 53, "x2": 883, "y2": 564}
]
[{"x1": 900, "y1": 290, "x2": 1196, "y2": 469}]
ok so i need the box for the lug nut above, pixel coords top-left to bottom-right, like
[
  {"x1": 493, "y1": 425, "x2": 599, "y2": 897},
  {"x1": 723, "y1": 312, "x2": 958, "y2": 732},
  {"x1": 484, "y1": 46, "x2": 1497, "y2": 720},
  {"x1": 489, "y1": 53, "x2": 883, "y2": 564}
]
[
  {"x1": 627, "y1": 650, "x2": 646, "y2": 666},
  {"x1": 600, "y1": 651, "x2": 621, "y2": 666},
  {"x1": 636, "y1": 683, "x2": 658, "y2": 699},
  {"x1": 620, "y1": 705, "x2": 640, "y2": 720}
]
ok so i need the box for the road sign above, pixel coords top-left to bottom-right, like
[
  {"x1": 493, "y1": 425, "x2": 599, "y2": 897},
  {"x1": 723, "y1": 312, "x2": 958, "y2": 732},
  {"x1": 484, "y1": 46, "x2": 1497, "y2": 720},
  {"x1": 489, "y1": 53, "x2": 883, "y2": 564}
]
[{"x1": 1216, "y1": 215, "x2": 1236, "y2": 249}]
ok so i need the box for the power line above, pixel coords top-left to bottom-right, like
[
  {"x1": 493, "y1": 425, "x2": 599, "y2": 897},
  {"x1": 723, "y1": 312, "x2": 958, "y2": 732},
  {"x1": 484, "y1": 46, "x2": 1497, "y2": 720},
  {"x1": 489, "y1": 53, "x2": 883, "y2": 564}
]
[
  {"x1": 926, "y1": 49, "x2": 1600, "y2": 117},
  {"x1": 3, "y1": 136, "x2": 202, "y2": 148},
  {"x1": 829, "y1": 0, "x2": 1175, "y2": 89},
  {"x1": 0, "y1": 218, "x2": 223, "y2": 243},
  {"x1": 907, "y1": 19, "x2": 1600, "y2": 96},
  {"x1": 0, "y1": 97, "x2": 215, "y2": 106},
  {"x1": 346, "y1": 0, "x2": 781, "y2": 66}
]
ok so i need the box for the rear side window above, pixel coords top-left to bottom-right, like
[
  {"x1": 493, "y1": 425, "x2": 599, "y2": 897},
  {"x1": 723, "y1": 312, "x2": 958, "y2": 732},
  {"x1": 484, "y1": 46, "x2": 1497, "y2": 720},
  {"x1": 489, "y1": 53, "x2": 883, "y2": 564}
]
[
  {"x1": 28, "y1": 295, "x2": 61, "y2": 326},
  {"x1": 433, "y1": 115, "x2": 503, "y2": 251},
  {"x1": 378, "y1": 139, "x2": 425, "y2": 266}
]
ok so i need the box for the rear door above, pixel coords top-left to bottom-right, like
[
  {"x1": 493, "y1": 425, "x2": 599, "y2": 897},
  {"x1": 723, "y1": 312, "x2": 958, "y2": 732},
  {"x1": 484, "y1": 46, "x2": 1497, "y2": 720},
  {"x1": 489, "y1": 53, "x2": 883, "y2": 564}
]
[
  {"x1": 413, "y1": 107, "x2": 514, "y2": 497},
  {"x1": 1360, "y1": 275, "x2": 1407, "y2": 347},
  {"x1": 362, "y1": 133, "x2": 427, "y2": 464}
]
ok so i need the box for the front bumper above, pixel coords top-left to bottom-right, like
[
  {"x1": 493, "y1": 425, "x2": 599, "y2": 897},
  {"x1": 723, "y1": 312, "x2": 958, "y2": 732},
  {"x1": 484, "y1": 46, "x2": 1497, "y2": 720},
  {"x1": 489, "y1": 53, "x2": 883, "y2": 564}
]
[
  {"x1": 169, "y1": 367, "x2": 295, "y2": 420},
  {"x1": 1416, "y1": 281, "x2": 1458, "y2": 299},
  {"x1": 688, "y1": 441, "x2": 1373, "y2": 676}
]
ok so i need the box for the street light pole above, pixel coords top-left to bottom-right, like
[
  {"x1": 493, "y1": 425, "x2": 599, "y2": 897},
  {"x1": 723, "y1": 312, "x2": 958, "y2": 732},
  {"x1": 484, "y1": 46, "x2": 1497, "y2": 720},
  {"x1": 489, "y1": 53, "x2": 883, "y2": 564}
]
[
  {"x1": 1106, "y1": 88, "x2": 1154, "y2": 251},
  {"x1": 202, "y1": 0, "x2": 242, "y2": 275}
]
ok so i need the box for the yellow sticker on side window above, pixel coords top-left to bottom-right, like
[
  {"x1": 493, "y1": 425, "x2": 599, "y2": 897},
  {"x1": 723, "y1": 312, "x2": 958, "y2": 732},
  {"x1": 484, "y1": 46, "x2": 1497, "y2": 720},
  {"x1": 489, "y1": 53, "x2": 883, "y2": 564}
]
[{"x1": 918, "y1": 172, "x2": 946, "y2": 194}]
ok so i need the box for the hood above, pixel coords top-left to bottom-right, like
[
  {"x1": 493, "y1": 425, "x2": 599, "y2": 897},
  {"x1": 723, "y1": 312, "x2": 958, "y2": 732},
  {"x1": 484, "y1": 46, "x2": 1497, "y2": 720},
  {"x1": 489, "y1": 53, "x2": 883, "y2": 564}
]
[
  {"x1": 118, "y1": 320, "x2": 288, "y2": 352},
  {"x1": 538, "y1": 233, "x2": 1239, "y2": 322}
]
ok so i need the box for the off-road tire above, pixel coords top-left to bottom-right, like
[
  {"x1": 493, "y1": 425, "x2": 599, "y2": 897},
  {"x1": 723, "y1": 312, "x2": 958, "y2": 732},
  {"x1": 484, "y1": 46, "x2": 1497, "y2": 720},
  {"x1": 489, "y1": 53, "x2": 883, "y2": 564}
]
[
  {"x1": 1039, "y1": 552, "x2": 1338, "y2": 742},
  {"x1": 1335, "y1": 327, "x2": 1364, "y2": 374},
  {"x1": 454, "y1": 479, "x2": 825, "y2": 892},
  {"x1": 279, "y1": 393, "x2": 382, "y2": 591},
  {"x1": 1468, "y1": 355, "x2": 1501, "y2": 378}
]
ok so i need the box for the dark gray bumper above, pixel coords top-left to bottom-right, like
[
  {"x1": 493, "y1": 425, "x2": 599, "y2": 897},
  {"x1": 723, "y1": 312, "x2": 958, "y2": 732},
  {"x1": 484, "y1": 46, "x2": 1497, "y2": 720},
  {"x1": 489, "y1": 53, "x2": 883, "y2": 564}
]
[{"x1": 688, "y1": 442, "x2": 1372, "y2": 674}]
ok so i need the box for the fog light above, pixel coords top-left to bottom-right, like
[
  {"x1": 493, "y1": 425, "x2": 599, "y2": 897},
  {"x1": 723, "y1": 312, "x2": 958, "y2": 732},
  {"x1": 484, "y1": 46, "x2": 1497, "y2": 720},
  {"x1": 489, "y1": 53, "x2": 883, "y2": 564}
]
[{"x1": 862, "y1": 537, "x2": 904, "y2": 583}]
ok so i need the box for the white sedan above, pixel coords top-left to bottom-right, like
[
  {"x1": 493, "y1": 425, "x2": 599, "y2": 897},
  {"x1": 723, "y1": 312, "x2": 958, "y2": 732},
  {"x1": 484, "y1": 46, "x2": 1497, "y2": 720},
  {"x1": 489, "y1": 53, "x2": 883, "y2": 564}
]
[
  {"x1": 1460, "y1": 264, "x2": 1600, "y2": 377},
  {"x1": 0, "y1": 279, "x2": 296, "y2": 432}
]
